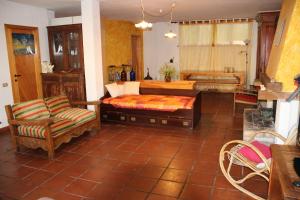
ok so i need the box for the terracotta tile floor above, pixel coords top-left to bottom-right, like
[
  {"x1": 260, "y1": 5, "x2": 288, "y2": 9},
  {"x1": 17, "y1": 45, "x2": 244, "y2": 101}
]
[{"x1": 0, "y1": 93, "x2": 268, "y2": 200}]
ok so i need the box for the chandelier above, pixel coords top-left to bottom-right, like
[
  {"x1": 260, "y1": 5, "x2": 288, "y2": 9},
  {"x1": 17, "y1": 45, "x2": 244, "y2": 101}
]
[
  {"x1": 164, "y1": 3, "x2": 176, "y2": 38},
  {"x1": 135, "y1": 0, "x2": 152, "y2": 30},
  {"x1": 135, "y1": 0, "x2": 176, "y2": 33}
]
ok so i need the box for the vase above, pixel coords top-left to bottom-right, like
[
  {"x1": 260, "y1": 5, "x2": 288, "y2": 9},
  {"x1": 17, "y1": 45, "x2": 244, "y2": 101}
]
[{"x1": 165, "y1": 75, "x2": 171, "y2": 82}]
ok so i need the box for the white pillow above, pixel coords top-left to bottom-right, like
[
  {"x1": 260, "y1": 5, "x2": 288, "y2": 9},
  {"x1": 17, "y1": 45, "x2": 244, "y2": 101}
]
[
  {"x1": 123, "y1": 81, "x2": 140, "y2": 95},
  {"x1": 105, "y1": 83, "x2": 124, "y2": 97}
]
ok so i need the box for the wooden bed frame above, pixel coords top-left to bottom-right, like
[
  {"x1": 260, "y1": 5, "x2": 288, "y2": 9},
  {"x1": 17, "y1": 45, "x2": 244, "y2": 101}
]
[{"x1": 100, "y1": 88, "x2": 201, "y2": 129}]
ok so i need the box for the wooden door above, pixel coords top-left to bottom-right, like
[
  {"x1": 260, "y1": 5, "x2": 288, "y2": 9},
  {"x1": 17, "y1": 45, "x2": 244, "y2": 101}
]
[
  {"x1": 256, "y1": 12, "x2": 279, "y2": 79},
  {"x1": 131, "y1": 35, "x2": 143, "y2": 80},
  {"x1": 5, "y1": 24, "x2": 43, "y2": 103}
]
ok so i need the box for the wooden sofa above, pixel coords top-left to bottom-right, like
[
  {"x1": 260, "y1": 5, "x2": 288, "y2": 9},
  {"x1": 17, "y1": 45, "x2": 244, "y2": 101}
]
[
  {"x1": 5, "y1": 96, "x2": 100, "y2": 159},
  {"x1": 180, "y1": 71, "x2": 245, "y2": 92},
  {"x1": 100, "y1": 88, "x2": 201, "y2": 129}
]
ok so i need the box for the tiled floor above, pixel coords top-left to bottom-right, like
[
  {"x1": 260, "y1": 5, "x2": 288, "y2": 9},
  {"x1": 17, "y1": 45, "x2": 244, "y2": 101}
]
[{"x1": 0, "y1": 93, "x2": 268, "y2": 200}]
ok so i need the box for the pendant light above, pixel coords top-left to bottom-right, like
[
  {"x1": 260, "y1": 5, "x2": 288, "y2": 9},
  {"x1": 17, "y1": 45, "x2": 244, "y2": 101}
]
[
  {"x1": 135, "y1": 0, "x2": 152, "y2": 30},
  {"x1": 164, "y1": 3, "x2": 176, "y2": 39}
]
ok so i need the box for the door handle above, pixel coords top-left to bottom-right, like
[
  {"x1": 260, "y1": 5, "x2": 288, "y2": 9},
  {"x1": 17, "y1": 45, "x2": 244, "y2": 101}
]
[{"x1": 14, "y1": 74, "x2": 21, "y2": 77}]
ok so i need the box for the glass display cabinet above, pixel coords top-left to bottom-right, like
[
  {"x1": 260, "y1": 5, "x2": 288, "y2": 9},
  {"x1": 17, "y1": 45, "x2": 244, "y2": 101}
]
[
  {"x1": 43, "y1": 24, "x2": 86, "y2": 102},
  {"x1": 47, "y1": 24, "x2": 83, "y2": 72}
]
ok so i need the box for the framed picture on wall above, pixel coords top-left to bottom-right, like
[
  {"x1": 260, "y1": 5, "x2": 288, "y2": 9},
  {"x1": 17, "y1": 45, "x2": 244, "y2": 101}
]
[{"x1": 12, "y1": 33, "x2": 35, "y2": 55}]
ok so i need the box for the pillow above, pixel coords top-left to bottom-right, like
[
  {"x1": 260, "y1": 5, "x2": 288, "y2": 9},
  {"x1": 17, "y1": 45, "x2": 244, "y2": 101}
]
[
  {"x1": 105, "y1": 83, "x2": 124, "y2": 97},
  {"x1": 44, "y1": 95, "x2": 71, "y2": 116},
  {"x1": 238, "y1": 140, "x2": 271, "y2": 163},
  {"x1": 123, "y1": 81, "x2": 140, "y2": 95},
  {"x1": 12, "y1": 99, "x2": 50, "y2": 120}
]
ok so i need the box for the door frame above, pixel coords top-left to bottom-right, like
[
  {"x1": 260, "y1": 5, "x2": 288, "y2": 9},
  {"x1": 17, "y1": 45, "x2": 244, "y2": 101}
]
[
  {"x1": 5, "y1": 24, "x2": 43, "y2": 103},
  {"x1": 131, "y1": 35, "x2": 144, "y2": 80}
]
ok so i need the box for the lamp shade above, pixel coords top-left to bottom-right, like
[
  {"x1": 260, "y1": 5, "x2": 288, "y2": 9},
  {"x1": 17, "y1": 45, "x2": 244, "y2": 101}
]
[
  {"x1": 135, "y1": 20, "x2": 153, "y2": 29},
  {"x1": 164, "y1": 30, "x2": 177, "y2": 39}
]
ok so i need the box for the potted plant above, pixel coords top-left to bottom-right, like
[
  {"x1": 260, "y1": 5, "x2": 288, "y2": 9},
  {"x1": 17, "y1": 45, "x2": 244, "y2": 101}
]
[{"x1": 160, "y1": 63, "x2": 176, "y2": 82}]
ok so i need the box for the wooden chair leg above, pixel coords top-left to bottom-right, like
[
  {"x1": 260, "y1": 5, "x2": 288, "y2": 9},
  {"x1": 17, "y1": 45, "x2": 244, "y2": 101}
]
[
  {"x1": 48, "y1": 147, "x2": 55, "y2": 160},
  {"x1": 46, "y1": 128, "x2": 55, "y2": 160}
]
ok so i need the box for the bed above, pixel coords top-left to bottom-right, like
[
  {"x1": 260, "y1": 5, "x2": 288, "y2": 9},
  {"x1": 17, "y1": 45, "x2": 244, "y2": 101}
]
[{"x1": 100, "y1": 88, "x2": 201, "y2": 129}]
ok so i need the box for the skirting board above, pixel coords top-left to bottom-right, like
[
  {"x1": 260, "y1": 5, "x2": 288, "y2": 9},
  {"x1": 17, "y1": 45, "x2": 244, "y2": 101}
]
[{"x1": 0, "y1": 126, "x2": 9, "y2": 134}]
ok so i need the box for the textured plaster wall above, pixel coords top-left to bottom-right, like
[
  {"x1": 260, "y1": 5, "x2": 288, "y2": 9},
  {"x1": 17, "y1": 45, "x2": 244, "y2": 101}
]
[
  {"x1": 101, "y1": 18, "x2": 143, "y2": 84},
  {"x1": 267, "y1": 0, "x2": 300, "y2": 92}
]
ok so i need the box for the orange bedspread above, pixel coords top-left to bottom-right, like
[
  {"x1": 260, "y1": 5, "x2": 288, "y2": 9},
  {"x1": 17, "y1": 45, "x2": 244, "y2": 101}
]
[{"x1": 103, "y1": 95, "x2": 195, "y2": 111}]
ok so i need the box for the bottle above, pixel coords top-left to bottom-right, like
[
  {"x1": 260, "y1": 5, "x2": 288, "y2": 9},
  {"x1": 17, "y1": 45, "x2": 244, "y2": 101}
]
[
  {"x1": 115, "y1": 72, "x2": 120, "y2": 81},
  {"x1": 121, "y1": 66, "x2": 127, "y2": 81},
  {"x1": 130, "y1": 67, "x2": 136, "y2": 81}
]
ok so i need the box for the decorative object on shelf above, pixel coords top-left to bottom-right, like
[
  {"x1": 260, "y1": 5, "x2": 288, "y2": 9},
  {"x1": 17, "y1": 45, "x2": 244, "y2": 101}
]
[
  {"x1": 144, "y1": 68, "x2": 153, "y2": 80},
  {"x1": 160, "y1": 63, "x2": 176, "y2": 82},
  {"x1": 121, "y1": 66, "x2": 127, "y2": 81},
  {"x1": 130, "y1": 67, "x2": 136, "y2": 81},
  {"x1": 135, "y1": 0, "x2": 152, "y2": 30},
  {"x1": 108, "y1": 65, "x2": 116, "y2": 82},
  {"x1": 41, "y1": 61, "x2": 54, "y2": 73},
  {"x1": 115, "y1": 71, "x2": 121, "y2": 81},
  {"x1": 164, "y1": 3, "x2": 177, "y2": 39}
]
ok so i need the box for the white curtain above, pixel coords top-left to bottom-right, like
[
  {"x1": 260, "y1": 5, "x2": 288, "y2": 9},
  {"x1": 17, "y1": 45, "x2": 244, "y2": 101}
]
[{"x1": 179, "y1": 22, "x2": 252, "y2": 73}]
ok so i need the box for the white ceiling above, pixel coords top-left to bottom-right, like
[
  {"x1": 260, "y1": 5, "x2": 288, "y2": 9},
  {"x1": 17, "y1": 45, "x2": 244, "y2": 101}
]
[{"x1": 9, "y1": 0, "x2": 282, "y2": 22}]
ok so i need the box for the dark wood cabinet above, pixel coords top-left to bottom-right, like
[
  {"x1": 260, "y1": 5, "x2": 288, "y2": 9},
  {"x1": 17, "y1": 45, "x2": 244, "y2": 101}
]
[
  {"x1": 42, "y1": 73, "x2": 86, "y2": 102},
  {"x1": 256, "y1": 12, "x2": 280, "y2": 79},
  {"x1": 43, "y1": 24, "x2": 86, "y2": 102},
  {"x1": 47, "y1": 24, "x2": 84, "y2": 72}
]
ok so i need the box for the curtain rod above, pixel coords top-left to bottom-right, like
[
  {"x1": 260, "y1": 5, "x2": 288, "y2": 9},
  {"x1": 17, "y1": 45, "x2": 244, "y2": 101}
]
[{"x1": 177, "y1": 18, "x2": 253, "y2": 25}]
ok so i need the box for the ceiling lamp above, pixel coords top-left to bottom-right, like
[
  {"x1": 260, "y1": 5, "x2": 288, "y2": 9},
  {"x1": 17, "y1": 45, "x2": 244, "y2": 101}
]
[
  {"x1": 164, "y1": 3, "x2": 176, "y2": 39},
  {"x1": 135, "y1": 0, "x2": 152, "y2": 30},
  {"x1": 164, "y1": 31, "x2": 176, "y2": 39}
]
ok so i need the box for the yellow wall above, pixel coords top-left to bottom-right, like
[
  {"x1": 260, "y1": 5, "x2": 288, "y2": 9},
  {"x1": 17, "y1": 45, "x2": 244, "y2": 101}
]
[
  {"x1": 267, "y1": 0, "x2": 300, "y2": 92},
  {"x1": 101, "y1": 18, "x2": 143, "y2": 84}
]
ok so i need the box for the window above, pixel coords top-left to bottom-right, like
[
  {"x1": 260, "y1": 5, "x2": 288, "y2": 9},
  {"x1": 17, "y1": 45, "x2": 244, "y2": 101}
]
[{"x1": 179, "y1": 22, "x2": 252, "y2": 72}]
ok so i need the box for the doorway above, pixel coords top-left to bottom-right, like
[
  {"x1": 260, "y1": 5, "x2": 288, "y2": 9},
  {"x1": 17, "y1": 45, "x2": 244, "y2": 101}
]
[
  {"x1": 131, "y1": 35, "x2": 143, "y2": 80},
  {"x1": 5, "y1": 24, "x2": 43, "y2": 103}
]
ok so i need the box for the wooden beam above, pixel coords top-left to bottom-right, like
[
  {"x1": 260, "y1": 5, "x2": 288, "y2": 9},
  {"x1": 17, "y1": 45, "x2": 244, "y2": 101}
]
[
  {"x1": 260, "y1": 73, "x2": 282, "y2": 92},
  {"x1": 258, "y1": 90, "x2": 291, "y2": 100}
]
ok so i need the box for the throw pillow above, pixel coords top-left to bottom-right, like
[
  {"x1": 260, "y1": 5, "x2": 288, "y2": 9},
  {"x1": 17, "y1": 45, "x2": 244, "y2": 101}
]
[
  {"x1": 105, "y1": 83, "x2": 124, "y2": 97},
  {"x1": 238, "y1": 140, "x2": 271, "y2": 163},
  {"x1": 123, "y1": 81, "x2": 140, "y2": 95}
]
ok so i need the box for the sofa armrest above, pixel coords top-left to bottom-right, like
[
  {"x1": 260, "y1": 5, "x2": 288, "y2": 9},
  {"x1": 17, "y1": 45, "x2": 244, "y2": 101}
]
[
  {"x1": 70, "y1": 100, "x2": 101, "y2": 106},
  {"x1": 8, "y1": 118, "x2": 54, "y2": 126}
]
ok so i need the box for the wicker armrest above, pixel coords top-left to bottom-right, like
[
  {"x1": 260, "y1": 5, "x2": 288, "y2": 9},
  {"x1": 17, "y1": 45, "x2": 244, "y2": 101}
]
[
  {"x1": 250, "y1": 129, "x2": 286, "y2": 143},
  {"x1": 71, "y1": 100, "x2": 101, "y2": 106},
  {"x1": 8, "y1": 118, "x2": 53, "y2": 126}
]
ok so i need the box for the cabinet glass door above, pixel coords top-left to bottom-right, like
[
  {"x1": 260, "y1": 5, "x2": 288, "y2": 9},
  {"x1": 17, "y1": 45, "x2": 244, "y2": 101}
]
[
  {"x1": 67, "y1": 31, "x2": 81, "y2": 70},
  {"x1": 52, "y1": 32, "x2": 64, "y2": 71}
]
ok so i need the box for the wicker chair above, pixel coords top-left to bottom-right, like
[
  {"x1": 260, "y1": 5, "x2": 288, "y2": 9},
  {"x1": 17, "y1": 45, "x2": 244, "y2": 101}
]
[{"x1": 219, "y1": 127, "x2": 297, "y2": 200}]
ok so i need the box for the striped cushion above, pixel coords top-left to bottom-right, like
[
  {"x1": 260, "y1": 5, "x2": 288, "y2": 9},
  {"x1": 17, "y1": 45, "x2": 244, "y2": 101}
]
[
  {"x1": 44, "y1": 96, "x2": 71, "y2": 116},
  {"x1": 55, "y1": 108, "x2": 96, "y2": 125},
  {"x1": 12, "y1": 99, "x2": 50, "y2": 120},
  {"x1": 17, "y1": 118, "x2": 75, "y2": 138}
]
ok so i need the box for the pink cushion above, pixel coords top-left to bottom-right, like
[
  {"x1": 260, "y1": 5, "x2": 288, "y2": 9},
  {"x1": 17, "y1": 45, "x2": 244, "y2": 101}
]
[{"x1": 238, "y1": 141, "x2": 271, "y2": 163}]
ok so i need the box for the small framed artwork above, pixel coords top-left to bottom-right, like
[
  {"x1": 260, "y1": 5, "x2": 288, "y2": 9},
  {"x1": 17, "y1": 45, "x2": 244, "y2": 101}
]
[
  {"x1": 12, "y1": 33, "x2": 35, "y2": 55},
  {"x1": 273, "y1": 19, "x2": 286, "y2": 46}
]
